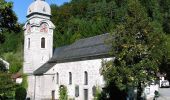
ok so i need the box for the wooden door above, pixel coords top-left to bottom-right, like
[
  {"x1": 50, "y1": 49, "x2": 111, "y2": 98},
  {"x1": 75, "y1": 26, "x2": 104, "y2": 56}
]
[{"x1": 52, "y1": 90, "x2": 55, "y2": 100}]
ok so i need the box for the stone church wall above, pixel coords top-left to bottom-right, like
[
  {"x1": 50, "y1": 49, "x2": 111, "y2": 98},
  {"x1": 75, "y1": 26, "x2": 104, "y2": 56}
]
[{"x1": 34, "y1": 58, "x2": 112, "y2": 100}]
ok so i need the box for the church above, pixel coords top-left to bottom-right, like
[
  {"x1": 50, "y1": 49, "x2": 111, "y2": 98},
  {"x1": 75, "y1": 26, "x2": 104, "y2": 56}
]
[
  {"x1": 23, "y1": 0, "x2": 160, "y2": 100},
  {"x1": 23, "y1": 0, "x2": 112, "y2": 100}
]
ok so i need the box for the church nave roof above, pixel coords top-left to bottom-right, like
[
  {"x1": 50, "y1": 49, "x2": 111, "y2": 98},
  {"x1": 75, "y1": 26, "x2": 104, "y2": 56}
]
[{"x1": 34, "y1": 33, "x2": 113, "y2": 75}]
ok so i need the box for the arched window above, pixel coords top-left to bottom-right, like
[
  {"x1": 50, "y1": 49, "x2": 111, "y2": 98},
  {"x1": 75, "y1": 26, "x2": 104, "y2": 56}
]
[
  {"x1": 92, "y1": 86, "x2": 96, "y2": 96},
  {"x1": 56, "y1": 72, "x2": 59, "y2": 84},
  {"x1": 69, "y1": 72, "x2": 72, "y2": 85},
  {"x1": 28, "y1": 38, "x2": 30, "y2": 49},
  {"x1": 84, "y1": 71, "x2": 88, "y2": 85},
  {"x1": 41, "y1": 37, "x2": 45, "y2": 48},
  {"x1": 75, "y1": 85, "x2": 79, "y2": 97}
]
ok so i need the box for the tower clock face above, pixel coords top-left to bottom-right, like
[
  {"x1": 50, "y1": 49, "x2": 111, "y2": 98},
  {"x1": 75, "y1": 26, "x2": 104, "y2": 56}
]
[{"x1": 40, "y1": 23, "x2": 48, "y2": 33}]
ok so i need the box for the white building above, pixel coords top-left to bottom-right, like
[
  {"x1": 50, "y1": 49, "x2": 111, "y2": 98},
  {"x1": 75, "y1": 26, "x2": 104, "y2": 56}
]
[{"x1": 23, "y1": 0, "x2": 110, "y2": 100}]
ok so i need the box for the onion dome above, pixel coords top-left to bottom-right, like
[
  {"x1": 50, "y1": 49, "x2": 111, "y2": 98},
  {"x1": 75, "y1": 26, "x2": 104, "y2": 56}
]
[{"x1": 27, "y1": 0, "x2": 51, "y2": 16}]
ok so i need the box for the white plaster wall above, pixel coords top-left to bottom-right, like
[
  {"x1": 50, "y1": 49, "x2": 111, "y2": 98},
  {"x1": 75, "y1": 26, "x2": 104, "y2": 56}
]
[
  {"x1": 27, "y1": 75, "x2": 35, "y2": 99},
  {"x1": 36, "y1": 58, "x2": 112, "y2": 100}
]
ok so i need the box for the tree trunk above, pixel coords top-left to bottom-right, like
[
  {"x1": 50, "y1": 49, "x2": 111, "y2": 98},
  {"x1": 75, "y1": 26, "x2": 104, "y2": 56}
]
[{"x1": 137, "y1": 82, "x2": 143, "y2": 100}]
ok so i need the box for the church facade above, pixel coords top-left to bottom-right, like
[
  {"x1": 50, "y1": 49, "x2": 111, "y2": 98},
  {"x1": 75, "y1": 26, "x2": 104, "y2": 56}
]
[{"x1": 23, "y1": 0, "x2": 112, "y2": 100}]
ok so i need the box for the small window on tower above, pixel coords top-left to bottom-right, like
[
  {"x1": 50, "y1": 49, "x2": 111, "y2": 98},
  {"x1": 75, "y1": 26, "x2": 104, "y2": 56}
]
[
  {"x1": 28, "y1": 38, "x2": 30, "y2": 49},
  {"x1": 41, "y1": 37, "x2": 45, "y2": 48}
]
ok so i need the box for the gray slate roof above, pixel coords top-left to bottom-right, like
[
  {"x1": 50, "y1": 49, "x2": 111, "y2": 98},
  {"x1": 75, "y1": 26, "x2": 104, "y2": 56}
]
[{"x1": 34, "y1": 33, "x2": 112, "y2": 75}]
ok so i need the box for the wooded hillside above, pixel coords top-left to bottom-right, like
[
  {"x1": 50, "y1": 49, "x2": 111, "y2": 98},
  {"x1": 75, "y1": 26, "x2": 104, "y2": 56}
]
[
  {"x1": 0, "y1": 0, "x2": 169, "y2": 74},
  {"x1": 51, "y1": 0, "x2": 170, "y2": 48}
]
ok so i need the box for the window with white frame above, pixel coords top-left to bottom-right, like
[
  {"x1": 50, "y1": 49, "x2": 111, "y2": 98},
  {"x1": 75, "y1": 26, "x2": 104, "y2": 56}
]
[
  {"x1": 92, "y1": 86, "x2": 96, "y2": 96},
  {"x1": 56, "y1": 72, "x2": 59, "y2": 84},
  {"x1": 41, "y1": 37, "x2": 45, "y2": 48},
  {"x1": 75, "y1": 85, "x2": 79, "y2": 97},
  {"x1": 69, "y1": 72, "x2": 72, "y2": 85},
  {"x1": 84, "y1": 71, "x2": 88, "y2": 85},
  {"x1": 28, "y1": 38, "x2": 30, "y2": 49}
]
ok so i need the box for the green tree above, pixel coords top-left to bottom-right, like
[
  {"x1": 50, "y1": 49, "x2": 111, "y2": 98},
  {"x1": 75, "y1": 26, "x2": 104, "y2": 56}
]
[
  {"x1": 15, "y1": 87, "x2": 27, "y2": 100},
  {"x1": 50, "y1": 0, "x2": 119, "y2": 47},
  {"x1": 0, "y1": 1, "x2": 21, "y2": 98},
  {"x1": 159, "y1": 35, "x2": 170, "y2": 81},
  {"x1": 0, "y1": 0, "x2": 20, "y2": 44},
  {"x1": 101, "y1": 0, "x2": 167, "y2": 99},
  {"x1": 0, "y1": 60, "x2": 16, "y2": 99},
  {"x1": 159, "y1": 0, "x2": 170, "y2": 34}
]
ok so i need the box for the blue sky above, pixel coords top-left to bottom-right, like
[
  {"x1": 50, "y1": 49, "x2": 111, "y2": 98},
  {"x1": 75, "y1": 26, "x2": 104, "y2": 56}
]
[{"x1": 6, "y1": 0, "x2": 70, "y2": 23}]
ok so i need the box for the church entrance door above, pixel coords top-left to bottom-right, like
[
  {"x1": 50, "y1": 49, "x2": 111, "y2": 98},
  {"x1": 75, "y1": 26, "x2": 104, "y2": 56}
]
[{"x1": 52, "y1": 90, "x2": 55, "y2": 100}]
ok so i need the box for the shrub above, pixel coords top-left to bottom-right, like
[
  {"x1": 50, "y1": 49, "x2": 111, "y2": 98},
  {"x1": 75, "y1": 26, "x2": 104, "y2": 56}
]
[
  {"x1": 15, "y1": 87, "x2": 27, "y2": 100},
  {"x1": 59, "y1": 85, "x2": 68, "y2": 100},
  {"x1": 21, "y1": 74, "x2": 28, "y2": 89}
]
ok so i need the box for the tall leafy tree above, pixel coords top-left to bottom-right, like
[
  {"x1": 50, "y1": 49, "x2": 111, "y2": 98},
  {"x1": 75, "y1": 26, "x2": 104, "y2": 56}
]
[
  {"x1": 0, "y1": 1, "x2": 20, "y2": 99},
  {"x1": 101, "y1": 0, "x2": 167, "y2": 99},
  {"x1": 0, "y1": 0, "x2": 22, "y2": 74},
  {"x1": 160, "y1": 35, "x2": 170, "y2": 81},
  {"x1": 0, "y1": 0, "x2": 20, "y2": 44},
  {"x1": 159, "y1": 0, "x2": 170, "y2": 34}
]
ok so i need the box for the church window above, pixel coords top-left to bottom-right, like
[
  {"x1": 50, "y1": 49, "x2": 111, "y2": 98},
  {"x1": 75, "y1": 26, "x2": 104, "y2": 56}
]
[
  {"x1": 41, "y1": 37, "x2": 45, "y2": 48},
  {"x1": 84, "y1": 89, "x2": 88, "y2": 100},
  {"x1": 84, "y1": 71, "x2": 88, "y2": 85},
  {"x1": 75, "y1": 85, "x2": 79, "y2": 97},
  {"x1": 69, "y1": 72, "x2": 72, "y2": 85},
  {"x1": 56, "y1": 72, "x2": 59, "y2": 84},
  {"x1": 28, "y1": 38, "x2": 30, "y2": 49},
  {"x1": 92, "y1": 86, "x2": 96, "y2": 96}
]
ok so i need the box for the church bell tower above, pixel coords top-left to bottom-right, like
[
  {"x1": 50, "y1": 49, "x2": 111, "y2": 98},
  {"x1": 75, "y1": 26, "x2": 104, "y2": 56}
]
[{"x1": 23, "y1": 0, "x2": 55, "y2": 74}]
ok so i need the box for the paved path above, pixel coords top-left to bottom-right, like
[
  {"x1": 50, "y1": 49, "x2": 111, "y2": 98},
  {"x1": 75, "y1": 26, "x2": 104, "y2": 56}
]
[{"x1": 157, "y1": 88, "x2": 170, "y2": 100}]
